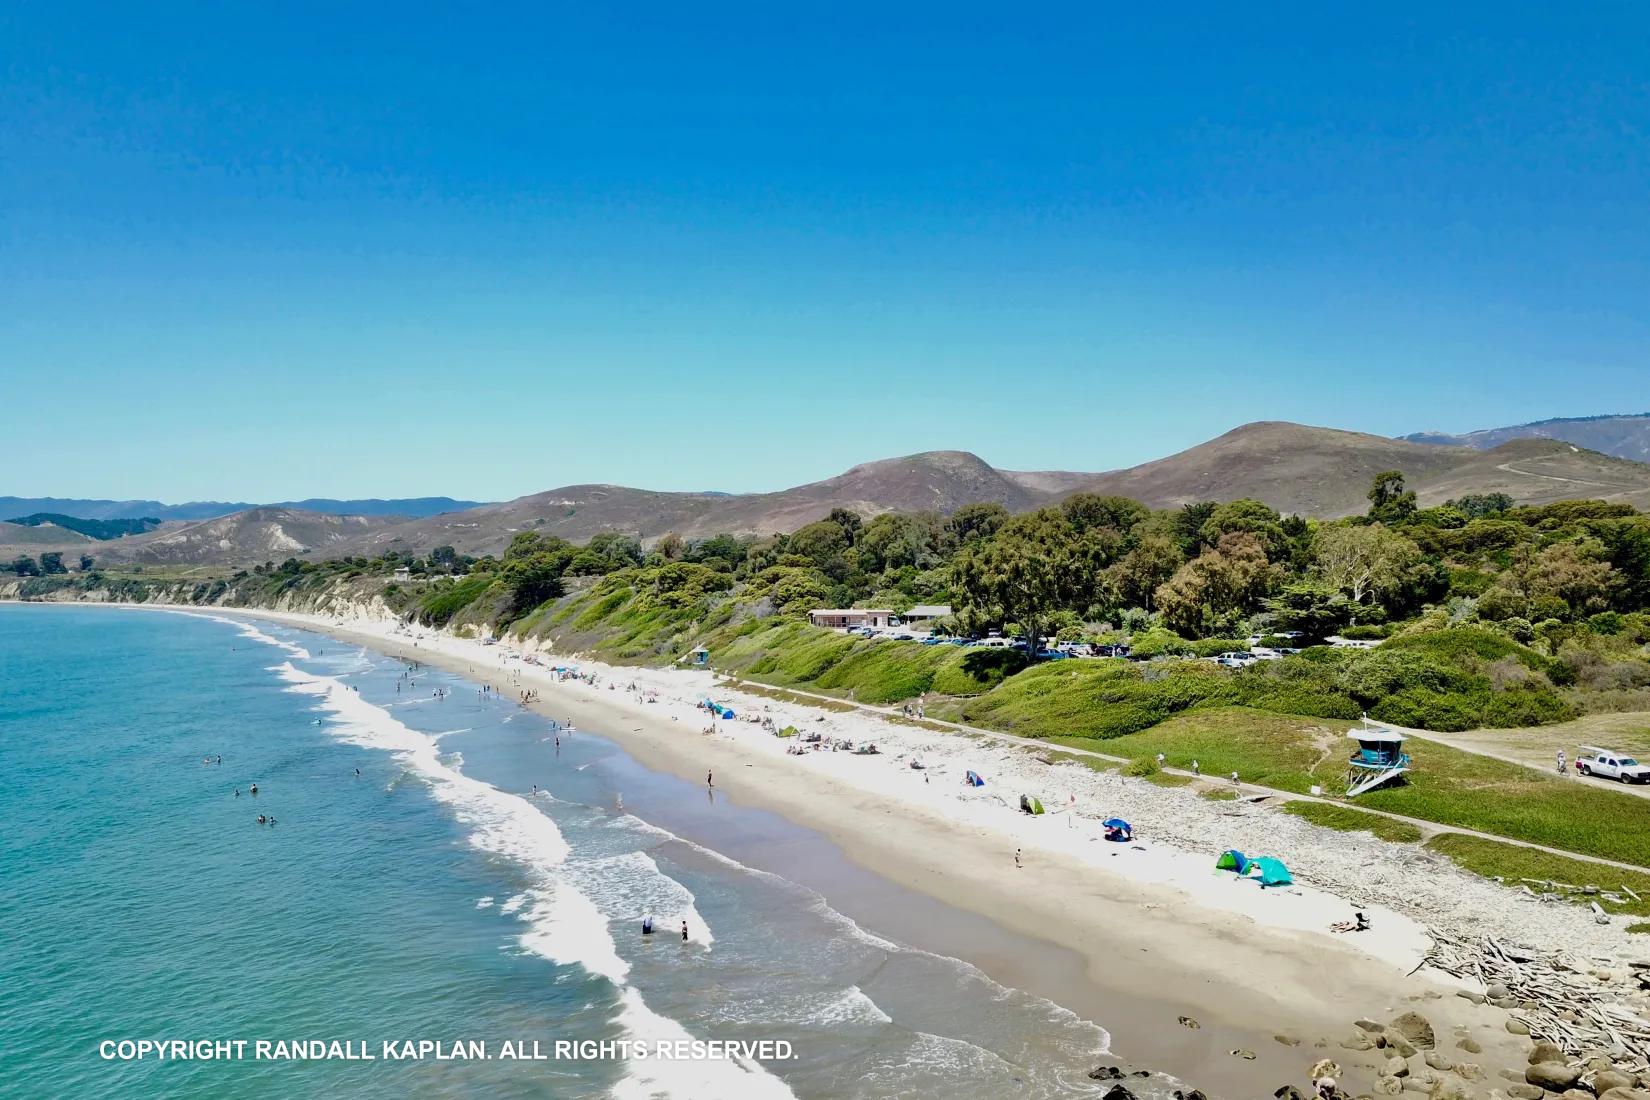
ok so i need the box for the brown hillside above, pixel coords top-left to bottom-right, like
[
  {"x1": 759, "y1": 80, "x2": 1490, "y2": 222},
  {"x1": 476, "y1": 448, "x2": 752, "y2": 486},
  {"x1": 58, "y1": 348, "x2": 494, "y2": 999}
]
[
  {"x1": 1062, "y1": 422, "x2": 1466, "y2": 516},
  {"x1": 96, "y1": 508, "x2": 402, "y2": 566}
]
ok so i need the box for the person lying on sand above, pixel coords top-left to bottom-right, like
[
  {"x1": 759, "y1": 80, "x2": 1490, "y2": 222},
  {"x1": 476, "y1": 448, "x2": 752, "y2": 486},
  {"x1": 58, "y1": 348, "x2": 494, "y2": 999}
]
[{"x1": 1330, "y1": 911, "x2": 1370, "y2": 933}]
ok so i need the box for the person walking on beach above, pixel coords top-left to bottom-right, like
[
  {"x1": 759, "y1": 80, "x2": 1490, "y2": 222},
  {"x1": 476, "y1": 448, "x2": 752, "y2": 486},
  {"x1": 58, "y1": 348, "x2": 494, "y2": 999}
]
[
  {"x1": 706, "y1": 770, "x2": 714, "y2": 789},
  {"x1": 1014, "y1": 848, "x2": 1022, "y2": 868}
]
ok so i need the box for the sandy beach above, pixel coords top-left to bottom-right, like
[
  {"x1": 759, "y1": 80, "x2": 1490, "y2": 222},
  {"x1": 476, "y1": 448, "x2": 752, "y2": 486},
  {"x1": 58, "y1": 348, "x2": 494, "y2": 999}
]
[{"x1": 98, "y1": 599, "x2": 1630, "y2": 1096}]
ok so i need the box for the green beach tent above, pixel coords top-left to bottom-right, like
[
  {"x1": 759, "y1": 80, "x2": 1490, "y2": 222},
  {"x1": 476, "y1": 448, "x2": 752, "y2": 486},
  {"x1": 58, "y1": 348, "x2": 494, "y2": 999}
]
[
  {"x1": 1215, "y1": 849, "x2": 1248, "y2": 874},
  {"x1": 777, "y1": 725, "x2": 799, "y2": 738},
  {"x1": 1020, "y1": 794, "x2": 1045, "y2": 815}
]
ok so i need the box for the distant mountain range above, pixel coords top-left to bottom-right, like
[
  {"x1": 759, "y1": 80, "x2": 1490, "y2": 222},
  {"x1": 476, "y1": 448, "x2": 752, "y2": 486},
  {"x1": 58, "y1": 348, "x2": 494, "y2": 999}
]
[
  {"x1": 0, "y1": 496, "x2": 489, "y2": 522},
  {"x1": 8, "y1": 418, "x2": 1648, "y2": 569},
  {"x1": 1402, "y1": 413, "x2": 1650, "y2": 464}
]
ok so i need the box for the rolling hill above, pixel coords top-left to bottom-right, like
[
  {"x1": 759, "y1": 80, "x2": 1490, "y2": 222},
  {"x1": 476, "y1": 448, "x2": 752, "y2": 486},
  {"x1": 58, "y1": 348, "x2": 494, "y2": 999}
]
[
  {"x1": 325, "y1": 452, "x2": 1068, "y2": 559},
  {"x1": 17, "y1": 419, "x2": 1650, "y2": 568},
  {"x1": 1403, "y1": 413, "x2": 1650, "y2": 464},
  {"x1": 89, "y1": 509, "x2": 405, "y2": 566},
  {"x1": 1060, "y1": 422, "x2": 1468, "y2": 516},
  {"x1": 0, "y1": 495, "x2": 490, "y2": 522}
]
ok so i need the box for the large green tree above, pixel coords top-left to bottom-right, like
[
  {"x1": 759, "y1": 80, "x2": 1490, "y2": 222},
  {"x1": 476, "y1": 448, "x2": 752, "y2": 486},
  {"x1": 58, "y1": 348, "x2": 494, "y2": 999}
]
[
  {"x1": 1367, "y1": 471, "x2": 1418, "y2": 524},
  {"x1": 1313, "y1": 523, "x2": 1423, "y2": 613},
  {"x1": 1154, "y1": 532, "x2": 1273, "y2": 635},
  {"x1": 951, "y1": 509, "x2": 1097, "y2": 653}
]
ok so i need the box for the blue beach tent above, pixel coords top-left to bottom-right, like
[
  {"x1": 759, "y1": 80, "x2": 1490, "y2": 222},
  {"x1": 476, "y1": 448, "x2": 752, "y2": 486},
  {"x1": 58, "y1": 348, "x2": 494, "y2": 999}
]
[
  {"x1": 1248, "y1": 857, "x2": 1293, "y2": 887},
  {"x1": 965, "y1": 770, "x2": 985, "y2": 787},
  {"x1": 1102, "y1": 817, "x2": 1133, "y2": 841},
  {"x1": 1215, "y1": 849, "x2": 1248, "y2": 874}
]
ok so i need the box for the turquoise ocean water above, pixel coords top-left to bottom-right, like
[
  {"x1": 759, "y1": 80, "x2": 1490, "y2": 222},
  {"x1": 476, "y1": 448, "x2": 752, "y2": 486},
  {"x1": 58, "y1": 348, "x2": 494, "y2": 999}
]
[{"x1": 0, "y1": 605, "x2": 1121, "y2": 1099}]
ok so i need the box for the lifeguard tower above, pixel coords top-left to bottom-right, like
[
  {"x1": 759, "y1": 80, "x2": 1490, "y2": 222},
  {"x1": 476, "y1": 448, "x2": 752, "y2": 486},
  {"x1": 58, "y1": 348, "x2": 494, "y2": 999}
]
[{"x1": 1346, "y1": 714, "x2": 1410, "y2": 796}]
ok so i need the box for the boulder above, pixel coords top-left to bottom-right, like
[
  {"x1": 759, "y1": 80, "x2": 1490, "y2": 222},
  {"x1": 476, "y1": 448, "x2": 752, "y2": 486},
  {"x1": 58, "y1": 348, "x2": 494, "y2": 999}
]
[
  {"x1": 1088, "y1": 1067, "x2": 1125, "y2": 1081},
  {"x1": 1457, "y1": 1063, "x2": 1484, "y2": 1081},
  {"x1": 1525, "y1": 1063, "x2": 1582, "y2": 1092},
  {"x1": 1178, "y1": 1016, "x2": 1201, "y2": 1030},
  {"x1": 1274, "y1": 1088, "x2": 1307, "y2": 1100},
  {"x1": 1528, "y1": 1043, "x2": 1565, "y2": 1066},
  {"x1": 1384, "y1": 1057, "x2": 1412, "y2": 1078},
  {"x1": 1594, "y1": 1071, "x2": 1636, "y2": 1094},
  {"x1": 1343, "y1": 1035, "x2": 1376, "y2": 1052},
  {"x1": 1374, "y1": 1077, "x2": 1404, "y2": 1096},
  {"x1": 1459, "y1": 1039, "x2": 1483, "y2": 1054},
  {"x1": 1428, "y1": 1082, "x2": 1472, "y2": 1100},
  {"x1": 1507, "y1": 1020, "x2": 1531, "y2": 1036},
  {"x1": 1392, "y1": 1013, "x2": 1438, "y2": 1051},
  {"x1": 1358, "y1": 1019, "x2": 1388, "y2": 1033},
  {"x1": 1459, "y1": 991, "x2": 1488, "y2": 1005},
  {"x1": 1383, "y1": 1035, "x2": 1420, "y2": 1058},
  {"x1": 1425, "y1": 1053, "x2": 1452, "y2": 1072},
  {"x1": 1310, "y1": 1060, "x2": 1343, "y2": 1081},
  {"x1": 1599, "y1": 1089, "x2": 1650, "y2": 1100},
  {"x1": 1507, "y1": 1087, "x2": 1544, "y2": 1100},
  {"x1": 1103, "y1": 1086, "x2": 1138, "y2": 1100},
  {"x1": 1486, "y1": 984, "x2": 1511, "y2": 1000}
]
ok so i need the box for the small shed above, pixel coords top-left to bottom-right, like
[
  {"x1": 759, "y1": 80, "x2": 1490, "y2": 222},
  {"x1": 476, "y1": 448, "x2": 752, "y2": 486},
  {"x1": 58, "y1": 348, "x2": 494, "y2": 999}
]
[{"x1": 688, "y1": 645, "x2": 710, "y2": 667}]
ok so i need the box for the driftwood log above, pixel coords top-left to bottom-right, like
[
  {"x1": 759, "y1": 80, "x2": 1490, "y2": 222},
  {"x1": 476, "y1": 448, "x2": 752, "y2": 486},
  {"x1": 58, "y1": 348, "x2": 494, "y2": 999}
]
[{"x1": 1425, "y1": 932, "x2": 1650, "y2": 1072}]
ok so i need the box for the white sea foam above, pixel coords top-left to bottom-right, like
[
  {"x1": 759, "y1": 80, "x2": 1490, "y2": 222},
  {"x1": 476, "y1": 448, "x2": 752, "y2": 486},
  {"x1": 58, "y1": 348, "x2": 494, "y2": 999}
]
[
  {"x1": 500, "y1": 893, "x2": 527, "y2": 915},
  {"x1": 610, "y1": 987, "x2": 797, "y2": 1100},
  {"x1": 182, "y1": 612, "x2": 313, "y2": 659},
  {"x1": 559, "y1": 850, "x2": 715, "y2": 947},
  {"x1": 812, "y1": 985, "x2": 893, "y2": 1027},
  {"x1": 476, "y1": 896, "x2": 495, "y2": 909},
  {"x1": 270, "y1": 661, "x2": 794, "y2": 1100}
]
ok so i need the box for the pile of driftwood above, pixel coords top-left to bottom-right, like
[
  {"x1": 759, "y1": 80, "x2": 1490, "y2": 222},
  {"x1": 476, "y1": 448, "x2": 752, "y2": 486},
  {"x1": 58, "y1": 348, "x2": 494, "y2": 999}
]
[{"x1": 1426, "y1": 931, "x2": 1650, "y2": 1070}]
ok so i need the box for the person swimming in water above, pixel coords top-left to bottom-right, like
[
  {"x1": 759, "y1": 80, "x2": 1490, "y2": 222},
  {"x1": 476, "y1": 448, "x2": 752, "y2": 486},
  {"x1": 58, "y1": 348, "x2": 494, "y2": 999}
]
[
  {"x1": 249, "y1": 783, "x2": 258, "y2": 794},
  {"x1": 257, "y1": 814, "x2": 267, "y2": 824}
]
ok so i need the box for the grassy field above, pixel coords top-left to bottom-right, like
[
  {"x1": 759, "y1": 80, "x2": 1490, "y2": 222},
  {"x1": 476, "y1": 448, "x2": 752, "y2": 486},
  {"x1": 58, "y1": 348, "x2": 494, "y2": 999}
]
[
  {"x1": 1424, "y1": 833, "x2": 1650, "y2": 918},
  {"x1": 1039, "y1": 706, "x2": 1650, "y2": 868}
]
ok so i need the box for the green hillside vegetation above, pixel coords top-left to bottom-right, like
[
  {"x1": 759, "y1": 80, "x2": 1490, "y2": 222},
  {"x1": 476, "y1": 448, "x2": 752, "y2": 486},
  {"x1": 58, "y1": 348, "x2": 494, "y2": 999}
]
[{"x1": 5, "y1": 513, "x2": 159, "y2": 539}]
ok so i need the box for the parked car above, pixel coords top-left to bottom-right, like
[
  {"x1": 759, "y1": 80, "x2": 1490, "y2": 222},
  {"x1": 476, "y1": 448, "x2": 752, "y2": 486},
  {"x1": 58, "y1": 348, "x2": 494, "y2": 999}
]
[
  {"x1": 1577, "y1": 747, "x2": 1650, "y2": 783},
  {"x1": 1212, "y1": 651, "x2": 1257, "y2": 668}
]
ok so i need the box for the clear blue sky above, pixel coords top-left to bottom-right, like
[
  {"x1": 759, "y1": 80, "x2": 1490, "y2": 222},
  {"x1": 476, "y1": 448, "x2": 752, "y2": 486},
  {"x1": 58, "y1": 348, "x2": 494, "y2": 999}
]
[{"x1": 3, "y1": 4, "x2": 1647, "y2": 502}]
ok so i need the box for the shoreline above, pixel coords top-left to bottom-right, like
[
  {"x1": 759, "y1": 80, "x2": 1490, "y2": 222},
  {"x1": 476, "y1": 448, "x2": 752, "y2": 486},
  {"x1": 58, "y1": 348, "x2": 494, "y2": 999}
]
[{"x1": 8, "y1": 600, "x2": 1556, "y2": 1094}]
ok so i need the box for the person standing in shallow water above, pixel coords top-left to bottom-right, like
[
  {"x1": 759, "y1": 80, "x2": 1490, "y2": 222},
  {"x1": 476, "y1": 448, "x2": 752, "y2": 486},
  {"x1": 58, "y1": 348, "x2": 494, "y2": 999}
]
[{"x1": 681, "y1": 921, "x2": 689, "y2": 942}]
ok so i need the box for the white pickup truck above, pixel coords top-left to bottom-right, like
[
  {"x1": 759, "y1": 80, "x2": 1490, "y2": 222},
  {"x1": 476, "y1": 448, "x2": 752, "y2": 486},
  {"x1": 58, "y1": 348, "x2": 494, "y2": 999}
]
[{"x1": 1576, "y1": 746, "x2": 1650, "y2": 784}]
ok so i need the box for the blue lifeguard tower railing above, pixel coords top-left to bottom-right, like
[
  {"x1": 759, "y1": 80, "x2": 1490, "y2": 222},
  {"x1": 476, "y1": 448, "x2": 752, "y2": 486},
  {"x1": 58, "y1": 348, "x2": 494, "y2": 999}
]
[{"x1": 1346, "y1": 714, "x2": 1411, "y2": 797}]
